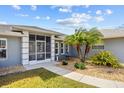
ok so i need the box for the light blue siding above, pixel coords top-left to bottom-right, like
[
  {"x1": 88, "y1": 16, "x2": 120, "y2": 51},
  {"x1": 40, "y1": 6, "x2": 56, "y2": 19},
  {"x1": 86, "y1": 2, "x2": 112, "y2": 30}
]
[
  {"x1": 69, "y1": 46, "x2": 78, "y2": 57},
  {"x1": 0, "y1": 36, "x2": 21, "y2": 67},
  {"x1": 68, "y1": 46, "x2": 102, "y2": 58}
]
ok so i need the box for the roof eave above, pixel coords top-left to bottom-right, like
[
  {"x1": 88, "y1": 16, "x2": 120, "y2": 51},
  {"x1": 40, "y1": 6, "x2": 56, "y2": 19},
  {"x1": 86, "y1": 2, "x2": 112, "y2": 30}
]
[{"x1": 12, "y1": 26, "x2": 65, "y2": 36}]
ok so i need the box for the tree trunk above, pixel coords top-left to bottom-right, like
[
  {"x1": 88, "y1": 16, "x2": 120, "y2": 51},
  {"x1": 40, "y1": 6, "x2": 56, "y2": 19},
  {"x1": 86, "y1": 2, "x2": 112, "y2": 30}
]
[
  {"x1": 83, "y1": 44, "x2": 90, "y2": 62},
  {"x1": 76, "y1": 45, "x2": 82, "y2": 61},
  {"x1": 79, "y1": 46, "x2": 84, "y2": 62}
]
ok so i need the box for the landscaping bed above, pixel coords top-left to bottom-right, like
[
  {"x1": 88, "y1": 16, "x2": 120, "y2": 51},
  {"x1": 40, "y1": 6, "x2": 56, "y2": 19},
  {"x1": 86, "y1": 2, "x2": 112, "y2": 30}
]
[
  {"x1": 56, "y1": 58, "x2": 124, "y2": 82},
  {"x1": 0, "y1": 68, "x2": 95, "y2": 88}
]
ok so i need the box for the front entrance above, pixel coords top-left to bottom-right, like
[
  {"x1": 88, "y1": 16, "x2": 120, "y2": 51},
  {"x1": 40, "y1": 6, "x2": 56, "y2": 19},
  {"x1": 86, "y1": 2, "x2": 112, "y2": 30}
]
[
  {"x1": 29, "y1": 34, "x2": 51, "y2": 64},
  {"x1": 37, "y1": 41, "x2": 45, "y2": 61}
]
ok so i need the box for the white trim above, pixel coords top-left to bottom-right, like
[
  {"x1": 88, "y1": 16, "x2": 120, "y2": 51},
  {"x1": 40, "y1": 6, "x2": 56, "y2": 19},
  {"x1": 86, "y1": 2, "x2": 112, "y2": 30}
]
[
  {"x1": 22, "y1": 42, "x2": 29, "y2": 47},
  {"x1": 0, "y1": 38, "x2": 7, "y2": 41},
  {"x1": 51, "y1": 35, "x2": 55, "y2": 61},
  {"x1": 22, "y1": 31, "x2": 29, "y2": 65},
  {"x1": 22, "y1": 53, "x2": 29, "y2": 58},
  {"x1": 0, "y1": 32, "x2": 26, "y2": 37},
  {"x1": 0, "y1": 38, "x2": 7, "y2": 60},
  {"x1": 22, "y1": 36, "x2": 29, "y2": 42},
  {"x1": 29, "y1": 59, "x2": 51, "y2": 65},
  {"x1": 14, "y1": 26, "x2": 63, "y2": 36}
]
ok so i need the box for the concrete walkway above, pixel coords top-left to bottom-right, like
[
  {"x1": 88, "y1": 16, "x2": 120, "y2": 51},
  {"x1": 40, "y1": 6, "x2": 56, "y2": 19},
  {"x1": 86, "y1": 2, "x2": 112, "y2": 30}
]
[{"x1": 24, "y1": 62, "x2": 124, "y2": 88}]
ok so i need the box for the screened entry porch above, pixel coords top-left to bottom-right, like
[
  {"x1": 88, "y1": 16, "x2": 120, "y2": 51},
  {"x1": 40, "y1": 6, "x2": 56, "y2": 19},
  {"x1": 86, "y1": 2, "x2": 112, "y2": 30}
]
[{"x1": 29, "y1": 34, "x2": 51, "y2": 64}]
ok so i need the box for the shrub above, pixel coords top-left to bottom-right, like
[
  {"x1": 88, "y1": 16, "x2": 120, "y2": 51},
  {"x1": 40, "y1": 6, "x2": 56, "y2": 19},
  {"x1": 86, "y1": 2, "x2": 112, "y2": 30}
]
[
  {"x1": 74, "y1": 62, "x2": 86, "y2": 70},
  {"x1": 90, "y1": 51, "x2": 121, "y2": 68},
  {"x1": 62, "y1": 60, "x2": 68, "y2": 65}
]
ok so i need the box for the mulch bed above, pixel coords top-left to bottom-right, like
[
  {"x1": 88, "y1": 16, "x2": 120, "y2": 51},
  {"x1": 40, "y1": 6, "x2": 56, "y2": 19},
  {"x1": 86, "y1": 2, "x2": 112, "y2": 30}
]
[{"x1": 56, "y1": 58, "x2": 124, "y2": 82}]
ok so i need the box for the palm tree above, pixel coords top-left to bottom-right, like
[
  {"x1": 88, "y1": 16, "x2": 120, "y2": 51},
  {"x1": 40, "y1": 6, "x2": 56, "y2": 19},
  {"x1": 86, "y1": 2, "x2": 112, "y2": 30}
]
[
  {"x1": 64, "y1": 28, "x2": 86, "y2": 61},
  {"x1": 82, "y1": 27, "x2": 103, "y2": 62},
  {"x1": 64, "y1": 27, "x2": 103, "y2": 62}
]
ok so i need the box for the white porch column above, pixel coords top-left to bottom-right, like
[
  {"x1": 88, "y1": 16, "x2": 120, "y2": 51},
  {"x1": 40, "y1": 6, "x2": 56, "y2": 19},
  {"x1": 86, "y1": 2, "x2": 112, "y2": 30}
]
[
  {"x1": 51, "y1": 35, "x2": 55, "y2": 61},
  {"x1": 21, "y1": 31, "x2": 29, "y2": 65}
]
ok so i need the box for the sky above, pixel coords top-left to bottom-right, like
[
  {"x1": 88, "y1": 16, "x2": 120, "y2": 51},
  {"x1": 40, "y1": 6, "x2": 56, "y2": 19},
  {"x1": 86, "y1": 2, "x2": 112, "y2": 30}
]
[{"x1": 0, "y1": 5, "x2": 124, "y2": 34}]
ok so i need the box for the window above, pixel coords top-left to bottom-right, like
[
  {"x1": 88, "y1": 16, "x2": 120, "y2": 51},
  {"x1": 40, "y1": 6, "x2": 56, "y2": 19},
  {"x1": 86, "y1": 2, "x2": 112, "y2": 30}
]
[
  {"x1": 36, "y1": 35, "x2": 45, "y2": 41},
  {"x1": 29, "y1": 41, "x2": 36, "y2": 61},
  {"x1": 46, "y1": 36, "x2": 51, "y2": 52},
  {"x1": 0, "y1": 38, "x2": 7, "y2": 59},
  {"x1": 55, "y1": 42, "x2": 58, "y2": 48},
  {"x1": 37, "y1": 54, "x2": 45, "y2": 60},
  {"x1": 29, "y1": 42, "x2": 35, "y2": 53},
  {"x1": 65, "y1": 44, "x2": 69, "y2": 53},
  {"x1": 37, "y1": 42, "x2": 45, "y2": 52},
  {"x1": 29, "y1": 34, "x2": 35, "y2": 41},
  {"x1": 46, "y1": 36, "x2": 51, "y2": 59},
  {"x1": 92, "y1": 45, "x2": 104, "y2": 49},
  {"x1": 55, "y1": 42, "x2": 59, "y2": 55},
  {"x1": 29, "y1": 55, "x2": 35, "y2": 61},
  {"x1": 60, "y1": 42, "x2": 64, "y2": 54},
  {"x1": 46, "y1": 53, "x2": 51, "y2": 59}
]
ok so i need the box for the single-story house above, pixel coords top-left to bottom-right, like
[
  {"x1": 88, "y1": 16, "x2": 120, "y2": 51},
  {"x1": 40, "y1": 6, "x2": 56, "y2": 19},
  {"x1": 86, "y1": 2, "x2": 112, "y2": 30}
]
[
  {"x1": 0, "y1": 24, "x2": 124, "y2": 68},
  {"x1": 0, "y1": 24, "x2": 68, "y2": 67}
]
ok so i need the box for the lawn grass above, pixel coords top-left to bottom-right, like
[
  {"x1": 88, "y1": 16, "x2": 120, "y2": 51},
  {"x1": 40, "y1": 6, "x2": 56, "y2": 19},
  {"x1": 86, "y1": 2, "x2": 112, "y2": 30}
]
[{"x1": 0, "y1": 68, "x2": 95, "y2": 88}]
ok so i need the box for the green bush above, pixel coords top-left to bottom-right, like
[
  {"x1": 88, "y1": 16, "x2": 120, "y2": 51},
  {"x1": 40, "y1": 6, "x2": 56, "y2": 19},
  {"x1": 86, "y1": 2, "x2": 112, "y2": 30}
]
[
  {"x1": 90, "y1": 51, "x2": 121, "y2": 68},
  {"x1": 74, "y1": 62, "x2": 86, "y2": 70},
  {"x1": 62, "y1": 60, "x2": 68, "y2": 65}
]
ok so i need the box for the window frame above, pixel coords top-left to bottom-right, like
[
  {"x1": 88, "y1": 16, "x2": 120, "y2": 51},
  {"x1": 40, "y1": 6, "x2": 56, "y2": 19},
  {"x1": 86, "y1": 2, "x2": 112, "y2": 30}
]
[
  {"x1": 29, "y1": 34, "x2": 52, "y2": 61},
  {"x1": 60, "y1": 42, "x2": 64, "y2": 54},
  {"x1": 65, "y1": 44, "x2": 69, "y2": 53},
  {"x1": 36, "y1": 40, "x2": 46, "y2": 60},
  {"x1": 46, "y1": 36, "x2": 51, "y2": 52},
  {"x1": 55, "y1": 42, "x2": 59, "y2": 55},
  {"x1": 92, "y1": 45, "x2": 104, "y2": 50},
  {"x1": 46, "y1": 36, "x2": 51, "y2": 59},
  {"x1": 0, "y1": 38, "x2": 7, "y2": 60},
  {"x1": 29, "y1": 35, "x2": 36, "y2": 61}
]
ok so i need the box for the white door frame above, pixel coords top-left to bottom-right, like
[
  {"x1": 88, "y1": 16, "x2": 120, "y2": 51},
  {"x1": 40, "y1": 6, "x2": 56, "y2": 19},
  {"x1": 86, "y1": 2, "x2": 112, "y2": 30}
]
[{"x1": 29, "y1": 39, "x2": 51, "y2": 64}]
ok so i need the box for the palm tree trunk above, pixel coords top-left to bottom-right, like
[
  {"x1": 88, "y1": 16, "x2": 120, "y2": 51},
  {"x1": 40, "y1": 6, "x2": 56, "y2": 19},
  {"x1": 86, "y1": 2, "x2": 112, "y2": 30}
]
[
  {"x1": 76, "y1": 45, "x2": 82, "y2": 61},
  {"x1": 79, "y1": 46, "x2": 84, "y2": 62},
  {"x1": 83, "y1": 44, "x2": 90, "y2": 62},
  {"x1": 83, "y1": 45, "x2": 87, "y2": 62}
]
